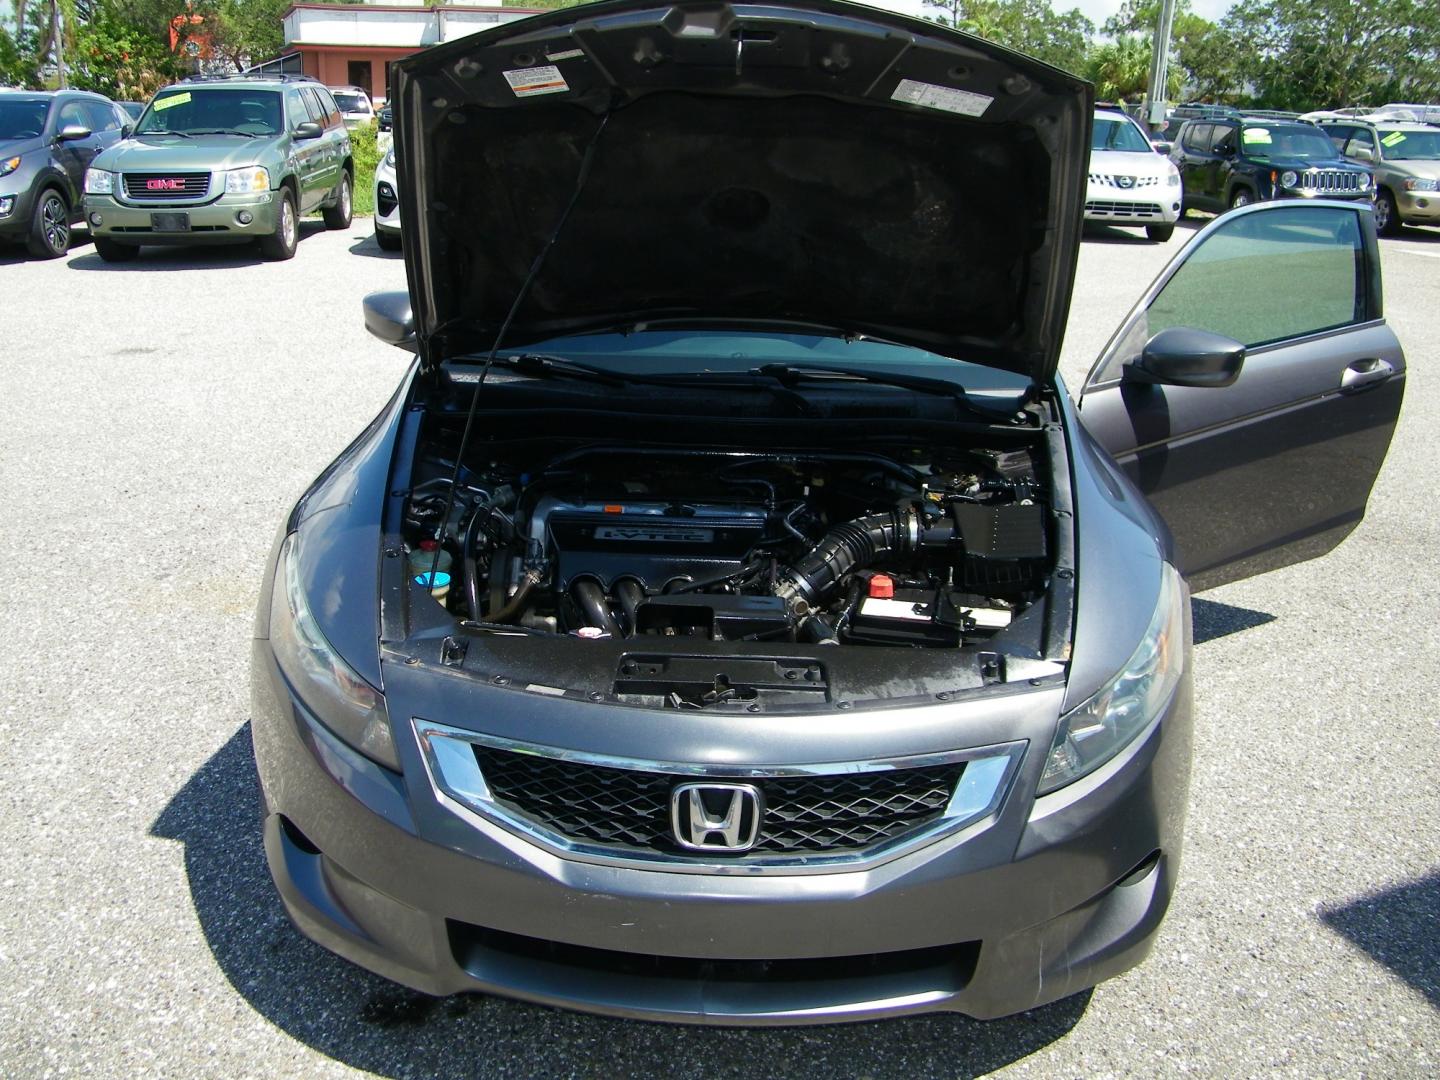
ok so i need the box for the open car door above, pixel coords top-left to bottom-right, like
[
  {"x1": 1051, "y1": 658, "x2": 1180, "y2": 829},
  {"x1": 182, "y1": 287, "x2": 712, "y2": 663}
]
[{"x1": 1078, "y1": 201, "x2": 1405, "y2": 592}]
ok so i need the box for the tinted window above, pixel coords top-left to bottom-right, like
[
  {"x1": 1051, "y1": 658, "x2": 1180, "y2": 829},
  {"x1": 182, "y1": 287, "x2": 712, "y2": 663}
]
[
  {"x1": 1092, "y1": 116, "x2": 1152, "y2": 153},
  {"x1": 1146, "y1": 207, "x2": 1363, "y2": 349},
  {"x1": 332, "y1": 91, "x2": 370, "y2": 114},
  {"x1": 285, "y1": 89, "x2": 309, "y2": 128},
  {"x1": 138, "y1": 88, "x2": 283, "y2": 135},
  {"x1": 1183, "y1": 122, "x2": 1212, "y2": 152},
  {"x1": 299, "y1": 87, "x2": 325, "y2": 124},
  {"x1": 1210, "y1": 123, "x2": 1237, "y2": 153},
  {"x1": 314, "y1": 88, "x2": 342, "y2": 127},
  {"x1": 0, "y1": 98, "x2": 51, "y2": 138},
  {"x1": 82, "y1": 100, "x2": 121, "y2": 131},
  {"x1": 1344, "y1": 129, "x2": 1376, "y2": 156},
  {"x1": 1322, "y1": 124, "x2": 1354, "y2": 149},
  {"x1": 56, "y1": 100, "x2": 88, "y2": 130}
]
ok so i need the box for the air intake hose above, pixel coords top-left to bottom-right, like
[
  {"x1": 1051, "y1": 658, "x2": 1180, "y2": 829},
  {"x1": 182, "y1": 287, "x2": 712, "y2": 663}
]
[{"x1": 776, "y1": 509, "x2": 931, "y2": 609}]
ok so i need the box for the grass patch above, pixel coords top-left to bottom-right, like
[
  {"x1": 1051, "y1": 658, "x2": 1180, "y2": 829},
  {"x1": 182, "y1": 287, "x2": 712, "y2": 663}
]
[{"x1": 351, "y1": 119, "x2": 383, "y2": 218}]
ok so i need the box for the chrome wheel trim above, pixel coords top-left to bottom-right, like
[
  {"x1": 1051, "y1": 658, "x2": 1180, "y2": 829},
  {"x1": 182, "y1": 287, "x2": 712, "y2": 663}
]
[
  {"x1": 1374, "y1": 193, "x2": 1393, "y2": 232},
  {"x1": 282, "y1": 198, "x2": 296, "y2": 247},
  {"x1": 42, "y1": 195, "x2": 68, "y2": 252},
  {"x1": 340, "y1": 176, "x2": 351, "y2": 218}
]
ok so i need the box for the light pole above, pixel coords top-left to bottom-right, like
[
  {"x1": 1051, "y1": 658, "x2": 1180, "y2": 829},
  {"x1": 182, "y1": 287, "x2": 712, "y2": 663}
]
[
  {"x1": 1143, "y1": 0, "x2": 1176, "y2": 131},
  {"x1": 52, "y1": 0, "x2": 67, "y2": 88}
]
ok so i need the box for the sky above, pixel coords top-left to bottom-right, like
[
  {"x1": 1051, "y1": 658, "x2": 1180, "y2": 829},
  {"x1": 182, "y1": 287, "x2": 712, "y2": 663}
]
[{"x1": 859, "y1": 0, "x2": 1237, "y2": 30}]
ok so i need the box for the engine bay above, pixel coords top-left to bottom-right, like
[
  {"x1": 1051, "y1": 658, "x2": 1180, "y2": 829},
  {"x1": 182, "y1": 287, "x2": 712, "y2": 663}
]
[{"x1": 401, "y1": 437, "x2": 1056, "y2": 660}]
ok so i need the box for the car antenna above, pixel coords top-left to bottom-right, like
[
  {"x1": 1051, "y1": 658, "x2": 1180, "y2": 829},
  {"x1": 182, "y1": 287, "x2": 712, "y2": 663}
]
[{"x1": 424, "y1": 109, "x2": 613, "y2": 594}]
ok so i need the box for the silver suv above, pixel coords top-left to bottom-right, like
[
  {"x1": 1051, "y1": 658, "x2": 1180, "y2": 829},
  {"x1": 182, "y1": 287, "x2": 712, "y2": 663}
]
[{"x1": 1319, "y1": 118, "x2": 1440, "y2": 234}]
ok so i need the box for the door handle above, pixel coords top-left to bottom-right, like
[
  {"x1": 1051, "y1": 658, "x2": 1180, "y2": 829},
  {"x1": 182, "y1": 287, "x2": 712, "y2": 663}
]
[{"x1": 1340, "y1": 357, "x2": 1395, "y2": 393}]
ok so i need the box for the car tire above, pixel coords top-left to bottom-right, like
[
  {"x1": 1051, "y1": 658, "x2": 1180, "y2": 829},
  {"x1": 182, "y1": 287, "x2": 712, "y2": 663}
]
[
  {"x1": 1374, "y1": 188, "x2": 1401, "y2": 237},
  {"x1": 26, "y1": 188, "x2": 71, "y2": 259},
  {"x1": 1146, "y1": 223, "x2": 1175, "y2": 243},
  {"x1": 260, "y1": 188, "x2": 298, "y2": 261},
  {"x1": 94, "y1": 237, "x2": 139, "y2": 262},
  {"x1": 323, "y1": 172, "x2": 353, "y2": 230},
  {"x1": 1229, "y1": 187, "x2": 1254, "y2": 210},
  {"x1": 375, "y1": 227, "x2": 401, "y2": 252}
]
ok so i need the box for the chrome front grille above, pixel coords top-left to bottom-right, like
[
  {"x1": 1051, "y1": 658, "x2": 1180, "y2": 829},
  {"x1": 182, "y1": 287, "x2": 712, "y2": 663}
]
[
  {"x1": 472, "y1": 746, "x2": 966, "y2": 856},
  {"x1": 1085, "y1": 200, "x2": 1164, "y2": 218},
  {"x1": 1296, "y1": 169, "x2": 1361, "y2": 193},
  {"x1": 122, "y1": 172, "x2": 211, "y2": 201}
]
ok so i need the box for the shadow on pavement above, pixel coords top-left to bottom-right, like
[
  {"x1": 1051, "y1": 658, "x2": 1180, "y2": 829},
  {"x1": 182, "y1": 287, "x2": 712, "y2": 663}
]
[
  {"x1": 349, "y1": 230, "x2": 402, "y2": 259},
  {"x1": 153, "y1": 725, "x2": 1092, "y2": 1079},
  {"x1": 1190, "y1": 597, "x2": 1277, "y2": 646},
  {"x1": 1320, "y1": 871, "x2": 1440, "y2": 1009},
  {"x1": 67, "y1": 222, "x2": 327, "y2": 271}
]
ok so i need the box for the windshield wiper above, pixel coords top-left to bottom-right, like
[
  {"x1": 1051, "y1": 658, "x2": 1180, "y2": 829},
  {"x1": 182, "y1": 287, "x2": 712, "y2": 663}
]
[
  {"x1": 188, "y1": 128, "x2": 261, "y2": 138},
  {"x1": 750, "y1": 363, "x2": 1019, "y2": 420},
  {"x1": 139, "y1": 129, "x2": 191, "y2": 138},
  {"x1": 452, "y1": 352, "x2": 629, "y2": 387}
]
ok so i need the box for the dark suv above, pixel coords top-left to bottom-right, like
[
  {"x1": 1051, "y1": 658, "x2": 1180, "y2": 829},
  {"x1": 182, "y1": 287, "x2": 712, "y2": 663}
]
[
  {"x1": 0, "y1": 90, "x2": 131, "y2": 258},
  {"x1": 1170, "y1": 117, "x2": 1374, "y2": 213}
]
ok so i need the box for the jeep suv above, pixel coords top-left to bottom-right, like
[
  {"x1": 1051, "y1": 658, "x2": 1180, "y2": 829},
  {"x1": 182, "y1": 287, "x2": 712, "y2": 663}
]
[
  {"x1": 1170, "y1": 116, "x2": 1373, "y2": 214},
  {"x1": 82, "y1": 75, "x2": 353, "y2": 262},
  {"x1": 1318, "y1": 118, "x2": 1440, "y2": 235}
]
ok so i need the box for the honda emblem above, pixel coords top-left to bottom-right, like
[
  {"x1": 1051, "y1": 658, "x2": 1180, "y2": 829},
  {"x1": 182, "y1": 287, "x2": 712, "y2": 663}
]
[{"x1": 670, "y1": 783, "x2": 763, "y2": 852}]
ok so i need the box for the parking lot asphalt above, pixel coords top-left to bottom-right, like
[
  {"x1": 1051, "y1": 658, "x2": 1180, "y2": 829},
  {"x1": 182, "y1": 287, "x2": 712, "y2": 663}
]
[{"x1": 1, "y1": 217, "x2": 1436, "y2": 1079}]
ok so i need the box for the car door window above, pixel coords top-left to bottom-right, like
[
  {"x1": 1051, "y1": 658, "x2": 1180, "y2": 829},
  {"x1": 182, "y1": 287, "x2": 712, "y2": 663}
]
[
  {"x1": 55, "y1": 100, "x2": 87, "y2": 131},
  {"x1": 285, "y1": 89, "x2": 309, "y2": 129},
  {"x1": 1210, "y1": 124, "x2": 1237, "y2": 155},
  {"x1": 299, "y1": 87, "x2": 326, "y2": 124},
  {"x1": 1345, "y1": 130, "x2": 1377, "y2": 159},
  {"x1": 1089, "y1": 205, "x2": 1367, "y2": 385},
  {"x1": 82, "y1": 101, "x2": 120, "y2": 132},
  {"x1": 1323, "y1": 124, "x2": 1353, "y2": 151},
  {"x1": 1183, "y1": 123, "x2": 1211, "y2": 152}
]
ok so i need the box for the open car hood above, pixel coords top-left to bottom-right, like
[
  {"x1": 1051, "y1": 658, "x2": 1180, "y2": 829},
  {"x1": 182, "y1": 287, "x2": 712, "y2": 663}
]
[{"x1": 392, "y1": 0, "x2": 1091, "y2": 383}]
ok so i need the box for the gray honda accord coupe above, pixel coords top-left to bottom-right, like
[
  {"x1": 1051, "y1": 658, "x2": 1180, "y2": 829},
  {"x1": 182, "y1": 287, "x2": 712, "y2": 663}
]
[{"x1": 250, "y1": 0, "x2": 1405, "y2": 1023}]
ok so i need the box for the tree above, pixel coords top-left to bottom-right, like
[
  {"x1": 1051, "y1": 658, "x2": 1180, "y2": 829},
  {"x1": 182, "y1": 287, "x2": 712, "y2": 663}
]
[
  {"x1": 1103, "y1": 0, "x2": 1243, "y2": 103},
  {"x1": 1086, "y1": 35, "x2": 1153, "y2": 102},
  {"x1": 922, "y1": 0, "x2": 1094, "y2": 74}
]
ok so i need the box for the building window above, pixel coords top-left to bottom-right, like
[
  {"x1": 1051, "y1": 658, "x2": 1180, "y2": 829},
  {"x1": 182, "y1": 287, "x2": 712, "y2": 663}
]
[{"x1": 347, "y1": 60, "x2": 372, "y2": 100}]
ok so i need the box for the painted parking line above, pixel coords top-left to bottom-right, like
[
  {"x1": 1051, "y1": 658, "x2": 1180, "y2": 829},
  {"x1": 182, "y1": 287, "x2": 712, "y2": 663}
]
[{"x1": 1385, "y1": 246, "x2": 1440, "y2": 259}]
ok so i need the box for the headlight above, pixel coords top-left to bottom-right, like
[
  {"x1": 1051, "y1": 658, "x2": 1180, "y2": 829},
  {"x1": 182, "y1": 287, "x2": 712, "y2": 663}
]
[
  {"x1": 225, "y1": 166, "x2": 271, "y2": 194},
  {"x1": 382, "y1": 146, "x2": 396, "y2": 168},
  {"x1": 1166, "y1": 167, "x2": 1180, "y2": 187},
  {"x1": 1280, "y1": 170, "x2": 1299, "y2": 188},
  {"x1": 1356, "y1": 173, "x2": 1371, "y2": 191},
  {"x1": 270, "y1": 532, "x2": 399, "y2": 770},
  {"x1": 84, "y1": 168, "x2": 115, "y2": 194},
  {"x1": 1404, "y1": 177, "x2": 1438, "y2": 191},
  {"x1": 1039, "y1": 564, "x2": 1186, "y2": 794},
  {"x1": 0, "y1": 155, "x2": 20, "y2": 178}
]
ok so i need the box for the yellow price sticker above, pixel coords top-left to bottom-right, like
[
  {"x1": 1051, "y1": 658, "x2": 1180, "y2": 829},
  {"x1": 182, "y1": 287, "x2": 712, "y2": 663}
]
[
  {"x1": 1242, "y1": 127, "x2": 1272, "y2": 145},
  {"x1": 1381, "y1": 131, "x2": 1407, "y2": 147},
  {"x1": 153, "y1": 92, "x2": 191, "y2": 112}
]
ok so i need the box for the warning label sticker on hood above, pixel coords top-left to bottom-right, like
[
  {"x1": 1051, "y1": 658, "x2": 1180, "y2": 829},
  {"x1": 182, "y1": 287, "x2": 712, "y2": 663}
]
[
  {"x1": 503, "y1": 65, "x2": 570, "y2": 97},
  {"x1": 891, "y1": 79, "x2": 993, "y2": 117}
]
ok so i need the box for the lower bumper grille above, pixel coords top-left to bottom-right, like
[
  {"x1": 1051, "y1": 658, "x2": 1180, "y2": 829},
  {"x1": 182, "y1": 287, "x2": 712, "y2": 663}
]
[
  {"x1": 1085, "y1": 200, "x2": 1164, "y2": 218},
  {"x1": 472, "y1": 747, "x2": 965, "y2": 857}
]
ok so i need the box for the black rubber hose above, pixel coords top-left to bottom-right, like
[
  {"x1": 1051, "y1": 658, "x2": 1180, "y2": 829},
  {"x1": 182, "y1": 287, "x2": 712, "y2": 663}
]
[
  {"x1": 571, "y1": 579, "x2": 622, "y2": 637},
  {"x1": 486, "y1": 571, "x2": 536, "y2": 624},
  {"x1": 779, "y1": 510, "x2": 920, "y2": 606},
  {"x1": 463, "y1": 509, "x2": 487, "y2": 621}
]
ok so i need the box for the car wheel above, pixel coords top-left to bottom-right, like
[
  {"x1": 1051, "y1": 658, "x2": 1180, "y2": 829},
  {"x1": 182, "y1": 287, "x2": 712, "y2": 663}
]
[
  {"x1": 1374, "y1": 188, "x2": 1401, "y2": 237},
  {"x1": 1146, "y1": 223, "x2": 1175, "y2": 243},
  {"x1": 93, "y1": 237, "x2": 139, "y2": 262},
  {"x1": 375, "y1": 227, "x2": 401, "y2": 252},
  {"x1": 1229, "y1": 187, "x2": 1253, "y2": 210},
  {"x1": 260, "y1": 189, "x2": 298, "y2": 261},
  {"x1": 26, "y1": 188, "x2": 71, "y2": 259},
  {"x1": 323, "y1": 172, "x2": 353, "y2": 230}
]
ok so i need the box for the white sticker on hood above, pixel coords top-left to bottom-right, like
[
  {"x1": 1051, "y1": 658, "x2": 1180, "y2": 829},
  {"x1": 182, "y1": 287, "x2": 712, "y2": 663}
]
[
  {"x1": 546, "y1": 49, "x2": 585, "y2": 62},
  {"x1": 503, "y1": 65, "x2": 570, "y2": 97},
  {"x1": 891, "y1": 78, "x2": 993, "y2": 117}
]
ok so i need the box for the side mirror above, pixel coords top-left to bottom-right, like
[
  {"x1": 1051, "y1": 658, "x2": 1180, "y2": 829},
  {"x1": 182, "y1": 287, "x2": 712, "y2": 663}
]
[
  {"x1": 363, "y1": 291, "x2": 416, "y2": 350},
  {"x1": 1151, "y1": 140, "x2": 1172, "y2": 155},
  {"x1": 1124, "y1": 327, "x2": 1246, "y2": 389},
  {"x1": 121, "y1": 123, "x2": 135, "y2": 138},
  {"x1": 292, "y1": 121, "x2": 323, "y2": 141},
  {"x1": 1351, "y1": 146, "x2": 1375, "y2": 163},
  {"x1": 56, "y1": 124, "x2": 92, "y2": 142}
]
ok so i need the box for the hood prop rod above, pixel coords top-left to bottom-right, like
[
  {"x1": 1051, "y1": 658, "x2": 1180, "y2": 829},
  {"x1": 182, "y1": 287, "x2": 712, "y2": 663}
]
[{"x1": 424, "y1": 109, "x2": 613, "y2": 593}]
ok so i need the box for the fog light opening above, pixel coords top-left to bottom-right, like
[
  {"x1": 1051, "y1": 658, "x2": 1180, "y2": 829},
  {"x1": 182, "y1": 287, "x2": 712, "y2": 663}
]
[
  {"x1": 89, "y1": 212, "x2": 103, "y2": 226},
  {"x1": 1117, "y1": 849, "x2": 1162, "y2": 889},
  {"x1": 278, "y1": 814, "x2": 321, "y2": 855},
  {"x1": 236, "y1": 210, "x2": 254, "y2": 226}
]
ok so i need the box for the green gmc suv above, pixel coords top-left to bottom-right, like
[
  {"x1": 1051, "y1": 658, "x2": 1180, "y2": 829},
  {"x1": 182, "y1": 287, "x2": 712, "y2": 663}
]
[{"x1": 82, "y1": 74, "x2": 353, "y2": 261}]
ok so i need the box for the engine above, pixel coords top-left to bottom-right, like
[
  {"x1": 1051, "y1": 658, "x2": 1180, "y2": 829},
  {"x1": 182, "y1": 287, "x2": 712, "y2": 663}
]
[{"x1": 402, "y1": 446, "x2": 1051, "y2": 650}]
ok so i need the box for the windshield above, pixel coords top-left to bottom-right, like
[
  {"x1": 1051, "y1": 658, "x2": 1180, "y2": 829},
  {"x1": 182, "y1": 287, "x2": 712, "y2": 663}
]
[
  {"x1": 1241, "y1": 125, "x2": 1339, "y2": 159},
  {"x1": 1092, "y1": 117, "x2": 1152, "y2": 153},
  {"x1": 1380, "y1": 129, "x2": 1440, "y2": 161},
  {"x1": 475, "y1": 330, "x2": 1032, "y2": 399},
  {"x1": 333, "y1": 93, "x2": 370, "y2": 114},
  {"x1": 0, "y1": 99, "x2": 51, "y2": 140},
  {"x1": 136, "y1": 88, "x2": 283, "y2": 136}
]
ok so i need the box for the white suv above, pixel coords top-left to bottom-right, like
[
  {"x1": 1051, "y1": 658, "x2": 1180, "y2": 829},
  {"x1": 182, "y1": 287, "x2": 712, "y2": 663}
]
[
  {"x1": 1086, "y1": 108, "x2": 1183, "y2": 242},
  {"x1": 328, "y1": 85, "x2": 374, "y2": 130}
]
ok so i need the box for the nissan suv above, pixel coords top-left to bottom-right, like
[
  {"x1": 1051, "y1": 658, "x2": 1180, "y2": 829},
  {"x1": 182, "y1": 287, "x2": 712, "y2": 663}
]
[
  {"x1": 82, "y1": 74, "x2": 353, "y2": 262},
  {"x1": 1170, "y1": 116, "x2": 1373, "y2": 214},
  {"x1": 1318, "y1": 118, "x2": 1440, "y2": 235}
]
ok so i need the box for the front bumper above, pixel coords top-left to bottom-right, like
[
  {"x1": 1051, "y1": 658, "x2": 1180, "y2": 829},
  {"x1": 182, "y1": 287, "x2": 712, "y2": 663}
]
[
  {"x1": 251, "y1": 639, "x2": 1193, "y2": 1024},
  {"x1": 1083, "y1": 186, "x2": 1181, "y2": 227},
  {"x1": 84, "y1": 190, "x2": 279, "y2": 245},
  {"x1": 374, "y1": 167, "x2": 399, "y2": 234},
  {"x1": 1396, "y1": 187, "x2": 1440, "y2": 223}
]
